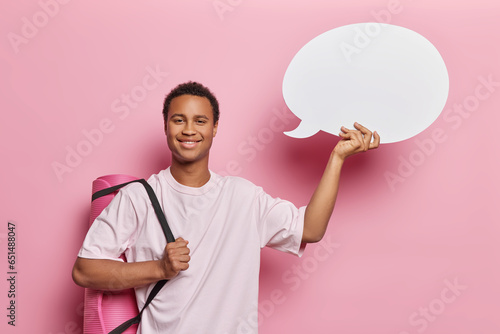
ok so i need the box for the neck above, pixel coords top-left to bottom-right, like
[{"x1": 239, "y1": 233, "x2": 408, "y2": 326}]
[{"x1": 170, "y1": 159, "x2": 211, "y2": 187}]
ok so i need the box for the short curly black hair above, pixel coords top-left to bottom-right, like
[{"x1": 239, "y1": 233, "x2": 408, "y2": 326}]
[{"x1": 162, "y1": 81, "x2": 220, "y2": 124}]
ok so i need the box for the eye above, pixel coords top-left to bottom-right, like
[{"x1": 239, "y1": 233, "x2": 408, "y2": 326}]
[
  {"x1": 172, "y1": 118, "x2": 184, "y2": 124},
  {"x1": 196, "y1": 119, "x2": 207, "y2": 125}
]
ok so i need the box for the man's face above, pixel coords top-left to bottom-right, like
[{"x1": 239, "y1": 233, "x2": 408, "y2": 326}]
[{"x1": 165, "y1": 94, "x2": 218, "y2": 165}]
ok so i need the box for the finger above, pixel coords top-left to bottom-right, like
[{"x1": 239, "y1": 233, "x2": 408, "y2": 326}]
[
  {"x1": 354, "y1": 122, "x2": 372, "y2": 150},
  {"x1": 347, "y1": 128, "x2": 365, "y2": 150},
  {"x1": 338, "y1": 129, "x2": 353, "y2": 139},
  {"x1": 369, "y1": 131, "x2": 381, "y2": 149},
  {"x1": 340, "y1": 126, "x2": 351, "y2": 133},
  {"x1": 353, "y1": 122, "x2": 372, "y2": 139},
  {"x1": 166, "y1": 252, "x2": 190, "y2": 272},
  {"x1": 171, "y1": 260, "x2": 190, "y2": 272},
  {"x1": 171, "y1": 246, "x2": 190, "y2": 255},
  {"x1": 174, "y1": 253, "x2": 191, "y2": 266},
  {"x1": 176, "y1": 262, "x2": 189, "y2": 271},
  {"x1": 167, "y1": 244, "x2": 190, "y2": 257},
  {"x1": 338, "y1": 131, "x2": 349, "y2": 139},
  {"x1": 338, "y1": 130, "x2": 363, "y2": 152},
  {"x1": 354, "y1": 131, "x2": 365, "y2": 150},
  {"x1": 342, "y1": 125, "x2": 366, "y2": 134},
  {"x1": 166, "y1": 242, "x2": 189, "y2": 253},
  {"x1": 353, "y1": 122, "x2": 371, "y2": 134},
  {"x1": 173, "y1": 254, "x2": 191, "y2": 263},
  {"x1": 342, "y1": 125, "x2": 367, "y2": 146},
  {"x1": 176, "y1": 238, "x2": 189, "y2": 246}
]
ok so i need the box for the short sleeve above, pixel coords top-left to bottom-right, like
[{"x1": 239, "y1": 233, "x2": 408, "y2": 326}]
[
  {"x1": 78, "y1": 189, "x2": 141, "y2": 261},
  {"x1": 254, "y1": 187, "x2": 306, "y2": 257}
]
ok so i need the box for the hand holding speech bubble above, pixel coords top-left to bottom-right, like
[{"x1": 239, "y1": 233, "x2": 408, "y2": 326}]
[{"x1": 282, "y1": 23, "x2": 449, "y2": 143}]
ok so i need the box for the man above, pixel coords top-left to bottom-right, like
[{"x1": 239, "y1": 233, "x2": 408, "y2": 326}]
[{"x1": 73, "y1": 81, "x2": 380, "y2": 333}]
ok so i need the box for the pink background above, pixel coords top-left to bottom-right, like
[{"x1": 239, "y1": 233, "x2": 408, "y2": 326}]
[{"x1": 1, "y1": 0, "x2": 499, "y2": 333}]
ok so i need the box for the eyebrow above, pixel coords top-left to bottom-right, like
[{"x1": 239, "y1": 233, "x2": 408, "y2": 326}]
[{"x1": 169, "y1": 113, "x2": 210, "y2": 120}]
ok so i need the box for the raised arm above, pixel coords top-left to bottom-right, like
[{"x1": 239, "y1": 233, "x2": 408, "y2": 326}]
[
  {"x1": 72, "y1": 237, "x2": 191, "y2": 290},
  {"x1": 302, "y1": 123, "x2": 380, "y2": 243}
]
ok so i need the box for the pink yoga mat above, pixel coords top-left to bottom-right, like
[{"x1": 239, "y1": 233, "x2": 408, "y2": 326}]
[{"x1": 84, "y1": 174, "x2": 139, "y2": 334}]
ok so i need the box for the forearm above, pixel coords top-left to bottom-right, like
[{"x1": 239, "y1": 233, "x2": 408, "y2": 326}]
[
  {"x1": 72, "y1": 257, "x2": 165, "y2": 290},
  {"x1": 303, "y1": 153, "x2": 344, "y2": 243}
]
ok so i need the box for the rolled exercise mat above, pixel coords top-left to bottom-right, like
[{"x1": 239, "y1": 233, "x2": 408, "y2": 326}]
[{"x1": 84, "y1": 174, "x2": 139, "y2": 334}]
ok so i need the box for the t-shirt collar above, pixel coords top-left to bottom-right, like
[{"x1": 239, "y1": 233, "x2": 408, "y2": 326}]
[{"x1": 162, "y1": 167, "x2": 217, "y2": 195}]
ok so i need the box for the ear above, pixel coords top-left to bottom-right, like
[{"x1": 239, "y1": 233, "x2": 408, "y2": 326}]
[{"x1": 213, "y1": 121, "x2": 218, "y2": 137}]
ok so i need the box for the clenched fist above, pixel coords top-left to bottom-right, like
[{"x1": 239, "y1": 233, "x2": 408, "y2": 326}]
[{"x1": 158, "y1": 237, "x2": 191, "y2": 280}]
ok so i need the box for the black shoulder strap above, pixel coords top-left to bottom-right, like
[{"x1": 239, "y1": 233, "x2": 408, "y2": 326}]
[
  {"x1": 92, "y1": 179, "x2": 175, "y2": 243},
  {"x1": 91, "y1": 179, "x2": 175, "y2": 333},
  {"x1": 108, "y1": 279, "x2": 168, "y2": 333}
]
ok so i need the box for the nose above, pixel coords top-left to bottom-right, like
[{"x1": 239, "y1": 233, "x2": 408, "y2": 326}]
[{"x1": 182, "y1": 121, "x2": 196, "y2": 135}]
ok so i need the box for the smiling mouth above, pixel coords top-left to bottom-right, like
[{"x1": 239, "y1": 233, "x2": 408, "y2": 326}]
[
  {"x1": 178, "y1": 139, "x2": 202, "y2": 148},
  {"x1": 178, "y1": 139, "x2": 201, "y2": 144}
]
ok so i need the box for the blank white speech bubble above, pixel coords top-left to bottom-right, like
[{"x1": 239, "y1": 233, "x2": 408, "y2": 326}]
[{"x1": 282, "y1": 23, "x2": 449, "y2": 143}]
